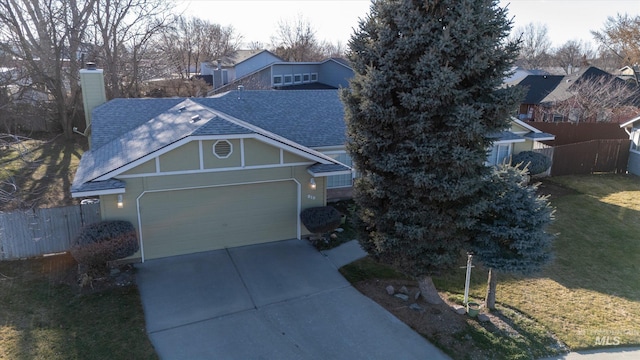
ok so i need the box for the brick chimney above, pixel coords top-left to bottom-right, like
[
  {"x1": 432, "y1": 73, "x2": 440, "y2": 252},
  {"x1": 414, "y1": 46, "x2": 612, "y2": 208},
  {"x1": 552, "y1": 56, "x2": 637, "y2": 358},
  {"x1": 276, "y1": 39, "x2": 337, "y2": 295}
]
[{"x1": 79, "y1": 62, "x2": 106, "y2": 147}]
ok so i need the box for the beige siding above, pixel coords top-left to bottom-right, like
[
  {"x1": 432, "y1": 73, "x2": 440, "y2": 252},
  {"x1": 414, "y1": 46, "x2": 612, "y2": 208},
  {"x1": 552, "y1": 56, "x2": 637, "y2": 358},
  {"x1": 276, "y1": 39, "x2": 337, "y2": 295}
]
[
  {"x1": 159, "y1": 141, "x2": 200, "y2": 172},
  {"x1": 283, "y1": 151, "x2": 309, "y2": 164},
  {"x1": 139, "y1": 181, "x2": 298, "y2": 259},
  {"x1": 514, "y1": 140, "x2": 533, "y2": 155},
  {"x1": 202, "y1": 139, "x2": 242, "y2": 169},
  {"x1": 101, "y1": 164, "x2": 326, "y2": 260},
  {"x1": 122, "y1": 159, "x2": 156, "y2": 175},
  {"x1": 244, "y1": 139, "x2": 280, "y2": 166}
]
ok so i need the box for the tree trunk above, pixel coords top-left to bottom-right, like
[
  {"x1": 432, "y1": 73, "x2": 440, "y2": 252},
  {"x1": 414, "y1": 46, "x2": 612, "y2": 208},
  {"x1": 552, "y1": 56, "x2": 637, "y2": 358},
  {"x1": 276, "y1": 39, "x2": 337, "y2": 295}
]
[
  {"x1": 418, "y1": 275, "x2": 443, "y2": 305},
  {"x1": 485, "y1": 268, "x2": 497, "y2": 310}
]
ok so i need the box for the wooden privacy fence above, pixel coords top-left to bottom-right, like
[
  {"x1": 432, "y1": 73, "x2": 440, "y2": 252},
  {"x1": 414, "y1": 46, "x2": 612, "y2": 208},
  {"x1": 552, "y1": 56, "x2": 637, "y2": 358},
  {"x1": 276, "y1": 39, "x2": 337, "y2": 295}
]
[
  {"x1": 550, "y1": 139, "x2": 630, "y2": 176},
  {"x1": 0, "y1": 203, "x2": 101, "y2": 260}
]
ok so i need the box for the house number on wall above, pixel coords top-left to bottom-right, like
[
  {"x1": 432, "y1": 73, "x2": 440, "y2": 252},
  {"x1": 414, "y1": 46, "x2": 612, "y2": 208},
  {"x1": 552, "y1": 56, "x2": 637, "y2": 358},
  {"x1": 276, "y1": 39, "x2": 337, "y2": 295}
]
[{"x1": 307, "y1": 194, "x2": 316, "y2": 200}]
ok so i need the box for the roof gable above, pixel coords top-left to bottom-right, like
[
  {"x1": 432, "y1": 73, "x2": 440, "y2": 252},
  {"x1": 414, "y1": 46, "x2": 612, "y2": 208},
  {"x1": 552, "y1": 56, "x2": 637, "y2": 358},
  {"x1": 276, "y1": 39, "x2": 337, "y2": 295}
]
[
  {"x1": 517, "y1": 75, "x2": 564, "y2": 104},
  {"x1": 72, "y1": 91, "x2": 350, "y2": 195}
]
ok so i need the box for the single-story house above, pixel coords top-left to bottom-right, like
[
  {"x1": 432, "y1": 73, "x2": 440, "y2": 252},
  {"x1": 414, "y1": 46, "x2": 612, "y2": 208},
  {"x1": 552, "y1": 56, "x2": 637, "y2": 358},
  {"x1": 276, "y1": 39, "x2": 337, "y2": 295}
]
[
  {"x1": 620, "y1": 114, "x2": 640, "y2": 175},
  {"x1": 72, "y1": 67, "x2": 351, "y2": 262},
  {"x1": 486, "y1": 118, "x2": 555, "y2": 166}
]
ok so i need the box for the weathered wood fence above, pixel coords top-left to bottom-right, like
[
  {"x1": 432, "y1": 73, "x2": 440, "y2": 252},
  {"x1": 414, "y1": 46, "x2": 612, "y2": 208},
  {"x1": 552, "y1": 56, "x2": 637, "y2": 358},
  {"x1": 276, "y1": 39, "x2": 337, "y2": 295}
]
[
  {"x1": 549, "y1": 139, "x2": 630, "y2": 176},
  {"x1": 0, "y1": 203, "x2": 101, "y2": 260}
]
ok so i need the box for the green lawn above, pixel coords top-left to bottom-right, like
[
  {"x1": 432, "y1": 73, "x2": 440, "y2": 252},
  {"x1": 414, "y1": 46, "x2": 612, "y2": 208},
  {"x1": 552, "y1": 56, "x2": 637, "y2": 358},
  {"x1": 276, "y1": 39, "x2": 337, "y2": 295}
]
[
  {"x1": 343, "y1": 174, "x2": 640, "y2": 355},
  {"x1": 0, "y1": 255, "x2": 157, "y2": 359},
  {"x1": 437, "y1": 174, "x2": 640, "y2": 350}
]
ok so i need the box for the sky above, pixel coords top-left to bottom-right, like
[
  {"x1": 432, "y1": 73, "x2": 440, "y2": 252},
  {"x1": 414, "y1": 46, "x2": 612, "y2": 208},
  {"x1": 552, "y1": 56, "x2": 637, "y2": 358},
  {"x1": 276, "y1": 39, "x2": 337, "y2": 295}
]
[{"x1": 178, "y1": 0, "x2": 640, "y2": 49}]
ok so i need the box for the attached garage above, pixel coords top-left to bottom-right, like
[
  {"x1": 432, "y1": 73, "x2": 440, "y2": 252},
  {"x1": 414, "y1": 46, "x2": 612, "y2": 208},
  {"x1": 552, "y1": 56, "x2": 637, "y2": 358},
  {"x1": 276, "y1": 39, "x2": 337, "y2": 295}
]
[{"x1": 139, "y1": 181, "x2": 299, "y2": 260}]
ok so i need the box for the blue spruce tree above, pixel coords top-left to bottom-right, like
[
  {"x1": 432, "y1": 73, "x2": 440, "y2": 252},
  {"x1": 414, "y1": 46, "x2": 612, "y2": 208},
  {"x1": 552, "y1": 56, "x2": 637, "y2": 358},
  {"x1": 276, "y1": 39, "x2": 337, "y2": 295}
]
[{"x1": 341, "y1": 0, "x2": 522, "y2": 303}]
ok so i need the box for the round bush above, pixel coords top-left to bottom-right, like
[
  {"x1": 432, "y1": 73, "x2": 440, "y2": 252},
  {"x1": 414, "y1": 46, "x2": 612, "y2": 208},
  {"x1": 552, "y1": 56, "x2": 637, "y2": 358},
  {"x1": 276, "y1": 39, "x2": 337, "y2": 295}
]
[
  {"x1": 512, "y1": 151, "x2": 551, "y2": 175},
  {"x1": 300, "y1": 206, "x2": 343, "y2": 234},
  {"x1": 70, "y1": 220, "x2": 139, "y2": 268}
]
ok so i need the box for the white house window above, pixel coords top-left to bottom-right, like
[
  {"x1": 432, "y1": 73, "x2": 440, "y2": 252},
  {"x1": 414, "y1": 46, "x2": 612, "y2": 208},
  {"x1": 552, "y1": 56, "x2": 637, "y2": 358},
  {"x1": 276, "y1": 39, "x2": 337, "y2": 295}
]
[
  {"x1": 273, "y1": 75, "x2": 283, "y2": 86},
  {"x1": 327, "y1": 153, "x2": 353, "y2": 188},
  {"x1": 310, "y1": 73, "x2": 318, "y2": 82},
  {"x1": 486, "y1": 144, "x2": 511, "y2": 166},
  {"x1": 283, "y1": 75, "x2": 293, "y2": 84},
  {"x1": 213, "y1": 140, "x2": 232, "y2": 158},
  {"x1": 303, "y1": 73, "x2": 310, "y2": 82},
  {"x1": 294, "y1": 74, "x2": 302, "y2": 83}
]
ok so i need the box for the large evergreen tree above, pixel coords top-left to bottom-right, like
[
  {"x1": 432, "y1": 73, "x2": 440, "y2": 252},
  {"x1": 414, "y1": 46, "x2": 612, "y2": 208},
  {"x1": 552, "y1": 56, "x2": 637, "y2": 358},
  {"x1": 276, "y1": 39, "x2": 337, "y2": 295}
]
[
  {"x1": 341, "y1": 0, "x2": 521, "y2": 291},
  {"x1": 471, "y1": 165, "x2": 554, "y2": 309}
]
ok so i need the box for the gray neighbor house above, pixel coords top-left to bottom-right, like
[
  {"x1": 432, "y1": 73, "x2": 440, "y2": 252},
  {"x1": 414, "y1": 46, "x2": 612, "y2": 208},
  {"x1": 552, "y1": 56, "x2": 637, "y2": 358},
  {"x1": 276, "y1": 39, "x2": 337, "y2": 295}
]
[{"x1": 621, "y1": 114, "x2": 640, "y2": 176}]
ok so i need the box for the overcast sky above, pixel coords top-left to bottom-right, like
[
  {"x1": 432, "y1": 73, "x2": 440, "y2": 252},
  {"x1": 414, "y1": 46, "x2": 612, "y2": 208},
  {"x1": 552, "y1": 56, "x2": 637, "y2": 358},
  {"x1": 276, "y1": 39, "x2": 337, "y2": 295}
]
[{"x1": 177, "y1": 0, "x2": 640, "y2": 49}]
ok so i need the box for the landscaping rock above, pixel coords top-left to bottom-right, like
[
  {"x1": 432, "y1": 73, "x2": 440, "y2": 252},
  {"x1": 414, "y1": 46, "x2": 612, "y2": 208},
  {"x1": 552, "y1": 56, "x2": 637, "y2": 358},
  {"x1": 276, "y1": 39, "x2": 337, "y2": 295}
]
[
  {"x1": 452, "y1": 305, "x2": 466, "y2": 315},
  {"x1": 330, "y1": 233, "x2": 338, "y2": 239},
  {"x1": 110, "y1": 268, "x2": 121, "y2": 276},
  {"x1": 477, "y1": 313, "x2": 490, "y2": 322},
  {"x1": 414, "y1": 291, "x2": 421, "y2": 300},
  {"x1": 335, "y1": 228, "x2": 344, "y2": 233},
  {"x1": 409, "y1": 303, "x2": 424, "y2": 312},
  {"x1": 394, "y1": 293, "x2": 409, "y2": 301},
  {"x1": 386, "y1": 285, "x2": 395, "y2": 295},
  {"x1": 399, "y1": 286, "x2": 409, "y2": 295}
]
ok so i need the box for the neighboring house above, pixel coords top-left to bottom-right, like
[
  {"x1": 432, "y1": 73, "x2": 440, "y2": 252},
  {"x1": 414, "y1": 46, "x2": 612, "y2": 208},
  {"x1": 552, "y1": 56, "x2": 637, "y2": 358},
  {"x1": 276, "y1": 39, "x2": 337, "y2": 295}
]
[
  {"x1": 514, "y1": 74, "x2": 564, "y2": 121},
  {"x1": 202, "y1": 49, "x2": 354, "y2": 94},
  {"x1": 503, "y1": 66, "x2": 549, "y2": 86},
  {"x1": 72, "y1": 68, "x2": 351, "y2": 262},
  {"x1": 516, "y1": 66, "x2": 639, "y2": 123},
  {"x1": 486, "y1": 118, "x2": 555, "y2": 166},
  {"x1": 620, "y1": 114, "x2": 640, "y2": 175}
]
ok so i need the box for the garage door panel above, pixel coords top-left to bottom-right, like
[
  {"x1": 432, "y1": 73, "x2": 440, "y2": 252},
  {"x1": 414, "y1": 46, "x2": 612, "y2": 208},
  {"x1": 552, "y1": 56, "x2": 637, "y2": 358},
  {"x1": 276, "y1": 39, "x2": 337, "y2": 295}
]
[{"x1": 140, "y1": 181, "x2": 298, "y2": 259}]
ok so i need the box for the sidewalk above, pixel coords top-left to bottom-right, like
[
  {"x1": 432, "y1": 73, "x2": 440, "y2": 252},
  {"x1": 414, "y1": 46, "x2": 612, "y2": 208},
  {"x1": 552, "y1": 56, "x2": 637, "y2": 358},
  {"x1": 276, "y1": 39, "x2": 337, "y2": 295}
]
[
  {"x1": 542, "y1": 347, "x2": 640, "y2": 360},
  {"x1": 320, "y1": 239, "x2": 367, "y2": 268}
]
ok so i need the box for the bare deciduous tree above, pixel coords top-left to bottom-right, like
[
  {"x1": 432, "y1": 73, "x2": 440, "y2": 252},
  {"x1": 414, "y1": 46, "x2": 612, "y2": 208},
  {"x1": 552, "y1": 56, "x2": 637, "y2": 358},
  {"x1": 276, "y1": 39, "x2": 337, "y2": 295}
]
[
  {"x1": 545, "y1": 76, "x2": 637, "y2": 123},
  {"x1": 158, "y1": 16, "x2": 241, "y2": 79},
  {"x1": 270, "y1": 15, "x2": 323, "y2": 62},
  {"x1": 592, "y1": 13, "x2": 640, "y2": 84},
  {"x1": 0, "y1": 0, "x2": 96, "y2": 138},
  {"x1": 552, "y1": 40, "x2": 594, "y2": 74},
  {"x1": 92, "y1": 0, "x2": 174, "y2": 98},
  {"x1": 510, "y1": 22, "x2": 552, "y2": 69}
]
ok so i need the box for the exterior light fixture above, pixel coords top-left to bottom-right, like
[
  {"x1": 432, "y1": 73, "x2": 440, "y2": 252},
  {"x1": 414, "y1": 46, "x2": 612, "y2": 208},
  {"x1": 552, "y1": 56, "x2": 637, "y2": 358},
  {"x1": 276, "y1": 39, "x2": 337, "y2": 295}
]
[
  {"x1": 309, "y1": 178, "x2": 316, "y2": 190},
  {"x1": 117, "y1": 194, "x2": 124, "y2": 208}
]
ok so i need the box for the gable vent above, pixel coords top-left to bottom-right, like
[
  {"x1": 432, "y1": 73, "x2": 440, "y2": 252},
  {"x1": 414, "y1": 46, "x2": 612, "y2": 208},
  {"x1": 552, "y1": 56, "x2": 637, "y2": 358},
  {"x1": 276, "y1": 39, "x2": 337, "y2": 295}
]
[{"x1": 213, "y1": 140, "x2": 232, "y2": 158}]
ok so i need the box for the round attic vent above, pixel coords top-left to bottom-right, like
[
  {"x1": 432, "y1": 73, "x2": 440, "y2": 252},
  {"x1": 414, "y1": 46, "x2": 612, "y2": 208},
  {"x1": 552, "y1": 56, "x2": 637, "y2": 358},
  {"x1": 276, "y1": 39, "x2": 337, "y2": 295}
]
[{"x1": 213, "y1": 140, "x2": 232, "y2": 158}]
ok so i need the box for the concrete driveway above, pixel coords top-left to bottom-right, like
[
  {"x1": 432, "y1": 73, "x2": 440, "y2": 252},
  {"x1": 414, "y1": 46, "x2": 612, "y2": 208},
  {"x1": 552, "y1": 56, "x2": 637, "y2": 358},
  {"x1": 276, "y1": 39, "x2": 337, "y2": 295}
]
[{"x1": 136, "y1": 239, "x2": 449, "y2": 359}]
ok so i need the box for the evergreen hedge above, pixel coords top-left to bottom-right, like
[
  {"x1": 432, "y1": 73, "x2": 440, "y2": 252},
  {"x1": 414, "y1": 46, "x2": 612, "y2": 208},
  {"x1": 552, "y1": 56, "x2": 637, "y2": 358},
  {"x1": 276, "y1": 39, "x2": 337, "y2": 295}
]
[
  {"x1": 300, "y1": 206, "x2": 343, "y2": 234},
  {"x1": 70, "y1": 220, "x2": 139, "y2": 270}
]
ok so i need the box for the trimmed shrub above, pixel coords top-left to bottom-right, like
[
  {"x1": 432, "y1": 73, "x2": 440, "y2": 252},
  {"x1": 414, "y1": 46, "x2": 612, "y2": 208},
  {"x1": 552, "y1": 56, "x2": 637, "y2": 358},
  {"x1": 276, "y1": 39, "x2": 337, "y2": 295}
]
[
  {"x1": 512, "y1": 151, "x2": 551, "y2": 175},
  {"x1": 70, "y1": 220, "x2": 139, "y2": 270},
  {"x1": 300, "y1": 206, "x2": 343, "y2": 234}
]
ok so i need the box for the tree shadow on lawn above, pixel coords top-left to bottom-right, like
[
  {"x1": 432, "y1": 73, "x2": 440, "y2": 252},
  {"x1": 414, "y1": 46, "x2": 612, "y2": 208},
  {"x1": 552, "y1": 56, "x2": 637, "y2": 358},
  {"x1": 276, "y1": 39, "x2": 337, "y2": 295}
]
[{"x1": 10, "y1": 136, "x2": 86, "y2": 210}]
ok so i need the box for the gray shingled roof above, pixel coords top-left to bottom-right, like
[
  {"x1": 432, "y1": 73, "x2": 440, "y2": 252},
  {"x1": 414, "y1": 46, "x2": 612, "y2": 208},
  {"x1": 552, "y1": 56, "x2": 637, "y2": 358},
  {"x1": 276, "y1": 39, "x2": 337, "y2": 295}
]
[
  {"x1": 194, "y1": 90, "x2": 347, "y2": 148},
  {"x1": 72, "y1": 179, "x2": 126, "y2": 194},
  {"x1": 307, "y1": 163, "x2": 351, "y2": 176},
  {"x1": 72, "y1": 99, "x2": 256, "y2": 192},
  {"x1": 72, "y1": 91, "x2": 349, "y2": 194},
  {"x1": 488, "y1": 131, "x2": 525, "y2": 142},
  {"x1": 523, "y1": 132, "x2": 555, "y2": 140}
]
